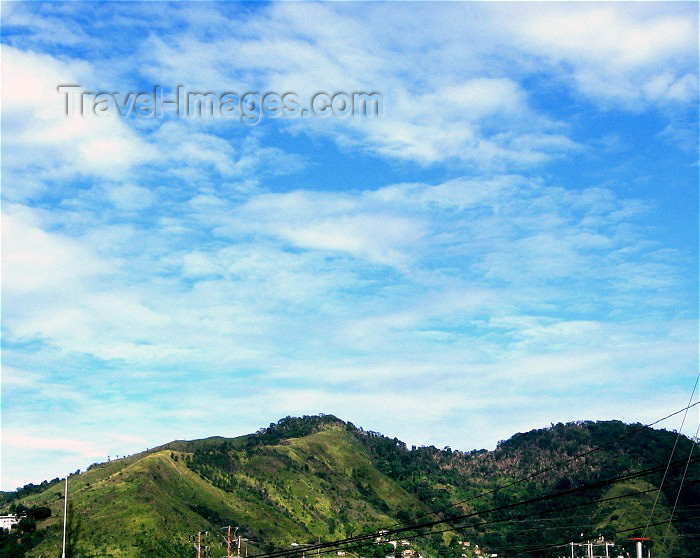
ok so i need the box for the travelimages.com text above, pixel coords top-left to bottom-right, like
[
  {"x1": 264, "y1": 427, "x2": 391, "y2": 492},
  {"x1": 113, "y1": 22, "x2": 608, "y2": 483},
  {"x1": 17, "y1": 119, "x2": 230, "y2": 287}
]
[{"x1": 57, "y1": 86, "x2": 383, "y2": 124}]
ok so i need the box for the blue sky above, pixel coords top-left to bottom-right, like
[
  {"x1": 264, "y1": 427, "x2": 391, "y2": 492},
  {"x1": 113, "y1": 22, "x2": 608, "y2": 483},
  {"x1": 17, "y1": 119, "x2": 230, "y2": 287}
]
[{"x1": 1, "y1": 1, "x2": 698, "y2": 491}]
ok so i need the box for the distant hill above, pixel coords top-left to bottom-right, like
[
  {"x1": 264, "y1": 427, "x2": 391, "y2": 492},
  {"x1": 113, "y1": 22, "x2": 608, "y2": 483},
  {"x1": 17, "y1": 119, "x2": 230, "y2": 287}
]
[{"x1": 2, "y1": 415, "x2": 697, "y2": 558}]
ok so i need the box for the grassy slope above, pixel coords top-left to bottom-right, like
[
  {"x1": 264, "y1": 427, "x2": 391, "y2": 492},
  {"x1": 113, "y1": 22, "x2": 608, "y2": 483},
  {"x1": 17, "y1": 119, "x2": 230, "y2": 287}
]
[
  {"x1": 25, "y1": 450, "x2": 238, "y2": 557},
  {"x1": 19, "y1": 427, "x2": 431, "y2": 558},
  {"x1": 593, "y1": 479, "x2": 680, "y2": 550}
]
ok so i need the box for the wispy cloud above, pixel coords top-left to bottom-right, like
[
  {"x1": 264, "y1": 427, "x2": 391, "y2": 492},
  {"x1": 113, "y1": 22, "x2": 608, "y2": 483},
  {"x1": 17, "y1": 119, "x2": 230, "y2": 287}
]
[
  {"x1": 1, "y1": 46, "x2": 158, "y2": 198},
  {"x1": 496, "y1": 2, "x2": 698, "y2": 108},
  {"x1": 3, "y1": 175, "x2": 692, "y2": 382}
]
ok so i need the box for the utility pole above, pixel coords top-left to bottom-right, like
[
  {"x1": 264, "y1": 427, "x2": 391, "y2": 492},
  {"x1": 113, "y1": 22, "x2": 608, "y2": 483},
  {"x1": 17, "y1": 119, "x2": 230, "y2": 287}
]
[
  {"x1": 61, "y1": 476, "x2": 68, "y2": 558},
  {"x1": 220, "y1": 525, "x2": 239, "y2": 558},
  {"x1": 189, "y1": 531, "x2": 210, "y2": 558}
]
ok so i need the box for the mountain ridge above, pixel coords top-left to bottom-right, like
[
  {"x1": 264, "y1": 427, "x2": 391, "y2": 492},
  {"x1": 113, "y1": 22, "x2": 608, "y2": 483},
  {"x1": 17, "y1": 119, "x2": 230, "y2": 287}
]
[{"x1": 2, "y1": 415, "x2": 697, "y2": 558}]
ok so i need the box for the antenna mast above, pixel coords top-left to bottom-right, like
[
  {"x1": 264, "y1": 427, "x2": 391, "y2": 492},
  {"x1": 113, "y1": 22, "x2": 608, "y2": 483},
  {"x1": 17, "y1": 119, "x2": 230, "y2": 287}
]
[{"x1": 61, "y1": 476, "x2": 68, "y2": 558}]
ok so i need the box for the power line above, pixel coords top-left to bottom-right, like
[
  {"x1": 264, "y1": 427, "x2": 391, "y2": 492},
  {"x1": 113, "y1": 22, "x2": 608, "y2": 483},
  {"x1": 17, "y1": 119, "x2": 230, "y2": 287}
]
[
  {"x1": 354, "y1": 480, "x2": 699, "y2": 556},
  {"x1": 275, "y1": 485, "x2": 662, "y2": 558},
  {"x1": 327, "y1": 401, "x2": 700, "y2": 558},
  {"x1": 241, "y1": 402, "x2": 700, "y2": 558},
  {"x1": 256, "y1": 480, "x2": 698, "y2": 558},
  {"x1": 372, "y1": 481, "x2": 696, "y2": 549},
  {"x1": 485, "y1": 515, "x2": 700, "y2": 557},
  {"x1": 248, "y1": 455, "x2": 699, "y2": 558},
  {"x1": 252, "y1": 455, "x2": 699, "y2": 558},
  {"x1": 409, "y1": 401, "x2": 700, "y2": 524},
  {"x1": 657, "y1": 419, "x2": 700, "y2": 557},
  {"x1": 644, "y1": 374, "x2": 699, "y2": 537}
]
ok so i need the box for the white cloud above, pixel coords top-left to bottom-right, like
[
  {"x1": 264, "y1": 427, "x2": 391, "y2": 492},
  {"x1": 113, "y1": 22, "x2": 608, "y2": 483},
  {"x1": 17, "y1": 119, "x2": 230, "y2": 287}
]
[
  {"x1": 3, "y1": 432, "x2": 102, "y2": 459},
  {"x1": 133, "y1": 5, "x2": 580, "y2": 168},
  {"x1": 497, "y1": 3, "x2": 698, "y2": 108},
  {"x1": 440, "y1": 78, "x2": 525, "y2": 115},
  {"x1": 1, "y1": 46, "x2": 158, "y2": 199},
  {"x1": 232, "y1": 190, "x2": 425, "y2": 267},
  {"x1": 1, "y1": 211, "x2": 106, "y2": 295},
  {"x1": 133, "y1": 2, "x2": 696, "y2": 165},
  {"x1": 2, "y1": 2, "x2": 695, "y2": 181},
  {"x1": 3, "y1": 173, "x2": 688, "y2": 381},
  {"x1": 0, "y1": 2, "x2": 91, "y2": 47},
  {"x1": 5, "y1": 3, "x2": 693, "y2": 178}
]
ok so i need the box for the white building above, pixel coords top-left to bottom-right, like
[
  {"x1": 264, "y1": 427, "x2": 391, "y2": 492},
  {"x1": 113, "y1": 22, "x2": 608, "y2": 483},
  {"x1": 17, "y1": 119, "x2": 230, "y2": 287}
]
[{"x1": 0, "y1": 515, "x2": 19, "y2": 530}]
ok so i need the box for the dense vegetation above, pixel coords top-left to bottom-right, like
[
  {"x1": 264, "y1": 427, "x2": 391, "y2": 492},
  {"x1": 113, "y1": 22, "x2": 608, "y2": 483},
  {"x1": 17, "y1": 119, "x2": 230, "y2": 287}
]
[
  {"x1": 0, "y1": 478, "x2": 61, "y2": 506},
  {"x1": 349, "y1": 419, "x2": 699, "y2": 557},
  {"x1": 1, "y1": 415, "x2": 696, "y2": 558},
  {"x1": 0, "y1": 505, "x2": 53, "y2": 558}
]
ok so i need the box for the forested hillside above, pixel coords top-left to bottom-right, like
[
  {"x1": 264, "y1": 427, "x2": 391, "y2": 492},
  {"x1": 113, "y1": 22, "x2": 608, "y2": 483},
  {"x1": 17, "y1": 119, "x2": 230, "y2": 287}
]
[{"x1": 2, "y1": 415, "x2": 697, "y2": 558}]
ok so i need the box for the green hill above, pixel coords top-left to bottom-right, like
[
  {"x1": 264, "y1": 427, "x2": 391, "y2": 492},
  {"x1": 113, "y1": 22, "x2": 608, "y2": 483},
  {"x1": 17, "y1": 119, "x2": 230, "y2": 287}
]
[{"x1": 2, "y1": 416, "x2": 697, "y2": 558}]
